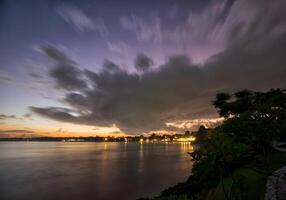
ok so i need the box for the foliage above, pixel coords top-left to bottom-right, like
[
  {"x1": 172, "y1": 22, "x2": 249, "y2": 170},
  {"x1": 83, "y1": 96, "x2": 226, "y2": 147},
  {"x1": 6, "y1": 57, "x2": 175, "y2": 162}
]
[
  {"x1": 193, "y1": 125, "x2": 209, "y2": 143},
  {"x1": 217, "y1": 89, "x2": 286, "y2": 172},
  {"x1": 158, "y1": 88, "x2": 286, "y2": 200}
]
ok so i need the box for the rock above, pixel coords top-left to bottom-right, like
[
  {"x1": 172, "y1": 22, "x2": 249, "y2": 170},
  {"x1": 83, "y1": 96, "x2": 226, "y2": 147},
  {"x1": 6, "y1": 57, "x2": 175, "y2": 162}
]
[{"x1": 265, "y1": 166, "x2": 286, "y2": 200}]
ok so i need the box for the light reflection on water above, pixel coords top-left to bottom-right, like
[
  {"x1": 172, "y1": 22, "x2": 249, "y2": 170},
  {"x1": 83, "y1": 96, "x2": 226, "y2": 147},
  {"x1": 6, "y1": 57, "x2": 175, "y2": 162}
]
[
  {"x1": 0, "y1": 142, "x2": 194, "y2": 200},
  {"x1": 180, "y1": 142, "x2": 194, "y2": 152}
]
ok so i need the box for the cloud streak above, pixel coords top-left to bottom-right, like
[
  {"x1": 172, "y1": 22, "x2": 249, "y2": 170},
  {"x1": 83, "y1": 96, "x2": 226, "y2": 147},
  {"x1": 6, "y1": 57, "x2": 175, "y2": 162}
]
[
  {"x1": 57, "y1": 3, "x2": 108, "y2": 37},
  {"x1": 0, "y1": 114, "x2": 16, "y2": 120},
  {"x1": 0, "y1": 129, "x2": 34, "y2": 134},
  {"x1": 119, "y1": 0, "x2": 286, "y2": 64}
]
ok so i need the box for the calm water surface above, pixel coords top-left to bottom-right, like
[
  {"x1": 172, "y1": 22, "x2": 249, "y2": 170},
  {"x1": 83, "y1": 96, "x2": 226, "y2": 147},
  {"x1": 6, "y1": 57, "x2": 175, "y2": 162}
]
[{"x1": 0, "y1": 142, "x2": 194, "y2": 200}]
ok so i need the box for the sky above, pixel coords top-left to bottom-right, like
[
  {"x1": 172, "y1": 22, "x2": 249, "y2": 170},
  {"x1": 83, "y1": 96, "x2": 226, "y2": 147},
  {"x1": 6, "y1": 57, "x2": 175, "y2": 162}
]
[{"x1": 0, "y1": 0, "x2": 286, "y2": 137}]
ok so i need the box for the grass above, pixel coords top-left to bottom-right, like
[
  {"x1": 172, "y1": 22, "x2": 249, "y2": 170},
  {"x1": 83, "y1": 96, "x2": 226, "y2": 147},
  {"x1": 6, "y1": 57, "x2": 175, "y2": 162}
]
[
  {"x1": 208, "y1": 168, "x2": 265, "y2": 200},
  {"x1": 208, "y1": 150, "x2": 286, "y2": 200},
  {"x1": 153, "y1": 150, "x2": 286, "y2": 200}
]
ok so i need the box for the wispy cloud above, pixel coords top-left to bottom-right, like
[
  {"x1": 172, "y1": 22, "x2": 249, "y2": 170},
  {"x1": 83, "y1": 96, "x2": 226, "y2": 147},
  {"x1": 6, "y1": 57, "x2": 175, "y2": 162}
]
[
  {"x1": 119, "y1": 0, "x2": 232, "y2": 63},
  {"x1": 57, "y1": 3, "x2": 108, "y2": 38},
  {"x1": 0, "y1": 72, "x2": 13, "y2": 83},
  {"x1": 119, "y1": 0, "x2": 286, "y2": 64},
  {"x1": 120, "y1": 15, "x2": 163, "y2": 44}
]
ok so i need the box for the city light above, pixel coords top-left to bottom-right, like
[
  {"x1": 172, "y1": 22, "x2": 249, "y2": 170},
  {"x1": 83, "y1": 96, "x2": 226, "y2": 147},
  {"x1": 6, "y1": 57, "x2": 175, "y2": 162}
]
[{"x1": 174, "y1": 137, "x2": 196, "y2": 142}]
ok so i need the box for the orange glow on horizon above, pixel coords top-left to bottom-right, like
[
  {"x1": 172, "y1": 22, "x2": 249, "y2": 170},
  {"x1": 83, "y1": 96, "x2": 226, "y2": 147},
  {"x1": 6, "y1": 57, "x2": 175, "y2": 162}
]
[
  {"x1": 0, "y1": 118, "x2": 126, "y2": 138},
  {"x1": 1, "y1": 115, "x2": 223, "y2": 138}
]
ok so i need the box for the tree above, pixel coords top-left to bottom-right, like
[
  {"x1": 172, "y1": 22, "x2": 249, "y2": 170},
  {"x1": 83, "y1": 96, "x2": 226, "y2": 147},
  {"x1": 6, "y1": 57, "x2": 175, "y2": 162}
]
[
  {"x1": 159, "y1": 89, "x2": 286, "y2": 200},
  {"x1": 184, "y1": 131, "x2": 191, "y2": 136},
  {"x1": 191, "y1": 88, "x2": 285, "y2": 198},
  {"x1": 215, "y1": 89, "x2": 286, "y2": 173},
  {"x1": 198, "y1": 125, "x2": 206, "y2": 133},
  {"x1": 194, "y1": 125, "x2": 208, "y2": 143}
]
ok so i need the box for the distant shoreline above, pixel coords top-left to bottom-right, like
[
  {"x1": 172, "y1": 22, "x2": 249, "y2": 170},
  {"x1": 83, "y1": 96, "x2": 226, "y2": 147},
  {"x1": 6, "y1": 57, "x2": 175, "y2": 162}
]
[
  {"x1": 0, "y1": 134, "x2": 197, "y2": 143},
  {"x1": 0, "y1": 137, "x2": 196, "y2": 143}
]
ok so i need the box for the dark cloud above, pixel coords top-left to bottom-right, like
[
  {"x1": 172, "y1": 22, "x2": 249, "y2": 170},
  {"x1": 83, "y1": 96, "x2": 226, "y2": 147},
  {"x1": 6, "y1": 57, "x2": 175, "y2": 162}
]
[
  {"x1": 23, "y1": 113, "x2": 33, "y2": 119},
  {"x1": 31, "y1": 0, "x2": 286, "y2": 134},
  {"x1": 29, "y1": 72, "x2": 43, "y2": 79},
  {"x1": 39, "y1": 45, "x2": 75, "y2": 65},
  {"x1": 206, "y1": 35, "x2": 286, "y2": 91},
  {"x1": 49, "y1": 64, "x2": 87, "y2": 90},
  {"x1": 0, "y1": 114, "x2": 16, "y2": 120},
  {"x1": 64, "y1": 92, "x2": 89, "y2": 113},
  {"x1": 0, "y1": 73, "x2": 13, "y2": 83},
  {"x1": 103, "y1": 59, "x2": 121, "y2": 72},
  {"x1": 39, "y1": 45, "x2": 88, "y2": 90},
  {"x1": 134, "y1": 54, "x2": 154, "y2": 72},
  {"x1": 30, "y1": 107, "x2": 79, "y2": 123},
  {"x1": 31, "y1": 31, "x2": 286, "y2": 134}
]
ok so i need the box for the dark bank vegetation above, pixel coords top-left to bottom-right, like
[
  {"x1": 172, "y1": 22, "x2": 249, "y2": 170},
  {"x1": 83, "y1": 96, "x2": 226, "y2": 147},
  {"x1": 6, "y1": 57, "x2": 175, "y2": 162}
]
[{"x1": 150, "y1": 88, "x2": 286, "y2": 200}]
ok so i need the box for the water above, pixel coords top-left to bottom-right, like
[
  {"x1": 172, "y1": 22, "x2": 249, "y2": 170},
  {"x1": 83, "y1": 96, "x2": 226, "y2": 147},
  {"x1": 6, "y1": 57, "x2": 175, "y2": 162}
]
[{"x1": 0, "y1": 142, "x2": 194, "y2": 200}]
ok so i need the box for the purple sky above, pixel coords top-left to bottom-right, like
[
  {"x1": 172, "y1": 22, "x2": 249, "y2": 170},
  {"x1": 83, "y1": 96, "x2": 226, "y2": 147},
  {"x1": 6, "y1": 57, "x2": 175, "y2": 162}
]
[{"x1": 0, "y1": 0, "x2": 286, "y2": 136}]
